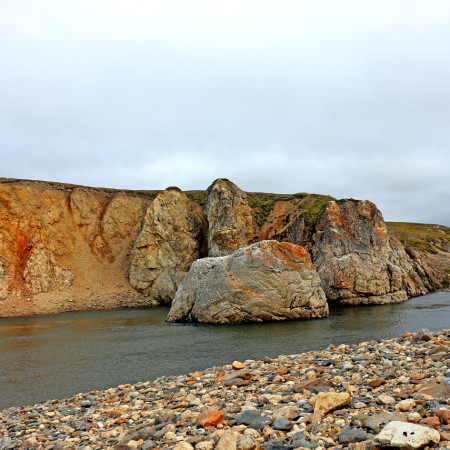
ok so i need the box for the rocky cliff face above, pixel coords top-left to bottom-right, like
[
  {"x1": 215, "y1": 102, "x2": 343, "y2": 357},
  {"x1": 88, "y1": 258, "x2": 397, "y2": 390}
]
[
  {"x1": 0, "y1": 181, "x2": 149, "y2": 317},
  {"x1": 129, "y1": 188, "x2": 207, "y2": 304},
  {"x1": 311, "y1": 200, "x2": 438, "y2": 305},
  {"x1": 0, "y1": 178, "x2": 447, "y2": 318},
  {"x1": 205, "y1": 179, "x2": 259, "y2": 257}
]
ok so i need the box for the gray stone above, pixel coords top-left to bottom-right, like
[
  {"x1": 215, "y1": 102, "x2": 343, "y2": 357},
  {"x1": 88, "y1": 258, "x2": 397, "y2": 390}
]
[
  {"x1": 416, "y1": 329, "x2": 433, "y2": 341},
  {"x1": 248, "y1": 415, "x2": 272, "y2": 430},
  {"x1": 338, "y1": 429, "x2": 367, "y2": 444},
  {"x1": 166, "y1": 240, "x2": 328, "y2": 324},
  {"x1": 272, "y1": 418, "x2": 293, "y2": 430},
  {"x1": 237, "y1": 410, "x2": 260, "y2": 425},
  {"x1": 290, "y1": 431, "x2": 308, "y2": 448}
]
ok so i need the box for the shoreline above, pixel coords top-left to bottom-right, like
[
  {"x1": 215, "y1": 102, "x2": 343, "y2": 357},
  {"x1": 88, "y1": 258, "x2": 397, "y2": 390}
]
[
  {"x1": 1, "y1": 288, "x2": 449, "y2": 320},
  {"x1": 1, "y1": 330, "x2": 449, "y2": 449}
]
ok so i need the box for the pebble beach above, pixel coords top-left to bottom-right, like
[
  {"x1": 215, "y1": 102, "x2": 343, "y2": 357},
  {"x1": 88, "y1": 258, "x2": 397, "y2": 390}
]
[{"x1": 1, "y1": 329, "x2": 449, "y2": 450}]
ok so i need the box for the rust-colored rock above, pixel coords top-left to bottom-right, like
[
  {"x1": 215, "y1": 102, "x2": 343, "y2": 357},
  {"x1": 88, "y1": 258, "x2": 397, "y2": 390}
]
[
  {"x1": 195, "y1": 410, "x2": 224, "y2": 428},
  {"x1": 414, "y1": 382, "x2": 450, "y2": 400},
  {"x1": 205, "y1": 179, "x2": 259, "y2": 257},
  {"x1": 419, "y1": 416, "x2": 441, "y2": 429},
  {"x1": 367, "y1": 378, "x2": 386, "y2": 388},
  {"x1": 0, "y1": 181, "x2": 147, "y2": 317},
  {"x1": 311, "y1": 200, "x2": 434, "y2": 305},
  {"x1": 435, "y1": 410, "x2": 450, "y2": 424}
]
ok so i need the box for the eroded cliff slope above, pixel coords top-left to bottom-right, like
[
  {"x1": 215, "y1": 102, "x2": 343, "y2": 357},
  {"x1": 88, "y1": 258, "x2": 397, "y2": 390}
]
[{"x1": 0, "y1": 178, "x2": 448, "y2": 317}]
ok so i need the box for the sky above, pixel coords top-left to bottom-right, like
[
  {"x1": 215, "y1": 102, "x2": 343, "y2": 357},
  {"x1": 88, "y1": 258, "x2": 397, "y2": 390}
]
[{"x1": 1, "y1": 1, "x2": 449, "y2": 225}]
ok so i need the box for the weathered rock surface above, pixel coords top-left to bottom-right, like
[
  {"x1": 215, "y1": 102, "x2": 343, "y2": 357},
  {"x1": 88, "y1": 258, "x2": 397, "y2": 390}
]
[
  {"x1": 311, "y1": 200, "x2": 434, "y2": 306},
  {"x1": 23, "y1": 242, "x2": 73, "y2": 294},
  {"x1": 166, "y1": 240, "x2": 328, "y2": 324},
  {"x1": 375, "y1": 421, "x2": 441, "y2": 449},
  {"x1": 1, "y1": 178, "x2": 448, "y2": 317},
  {"x1": 0, "y1": 181, "x2": 148, "y2": 317},
  {"x1": 129, "y1": 188, "x2": 207, "y2": 304},
  {"x1": 205, "y1": 179, "x2": 259, "y2": 257}
]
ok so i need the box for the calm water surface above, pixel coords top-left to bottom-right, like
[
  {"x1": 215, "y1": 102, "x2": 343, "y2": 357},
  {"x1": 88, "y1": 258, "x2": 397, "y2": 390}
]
[{"x1": 0, "y1": 291, "x2": 449, "y2": 410}]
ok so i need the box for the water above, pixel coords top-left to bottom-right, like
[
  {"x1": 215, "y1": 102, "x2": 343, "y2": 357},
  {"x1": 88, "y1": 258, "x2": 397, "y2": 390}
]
[{"x1": 0, "y1": 291, "x2": 449, "y2": 410}]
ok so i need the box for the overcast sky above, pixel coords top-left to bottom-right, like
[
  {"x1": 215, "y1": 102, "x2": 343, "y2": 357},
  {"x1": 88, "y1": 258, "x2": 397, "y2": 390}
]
[{"x1": 1, "y1": 1, "x2": 449, "y2": 225}]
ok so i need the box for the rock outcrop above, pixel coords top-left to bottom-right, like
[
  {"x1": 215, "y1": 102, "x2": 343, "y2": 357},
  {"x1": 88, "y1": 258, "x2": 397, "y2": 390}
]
[
  {"x1": 23, "y1": 242, "x2": 74, "y2": 295},
  {"x1": 0, "y1": 178, "x2": 447, "y2": 318},
  {"x1": 205, "y1": 179, "x2": 259, "y2": 257},
  {"x1": 129, "y1": 188, "x2": 207, "y2": 304},
  {"x1": 0, "y1": 181, "x2": 149, "y2": 317},
  {"x1": 166, "y1": 240, "x2": 328, "y2": 324},
  {"x1": 311, "y1": 200, "x2": 433, "y2": 305}
]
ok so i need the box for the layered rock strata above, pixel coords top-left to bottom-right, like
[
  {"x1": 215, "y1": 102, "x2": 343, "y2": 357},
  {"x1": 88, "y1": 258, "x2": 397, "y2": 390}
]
[
  {"x1": 311, "y1": 200, "x2": 436, "y2": 306},
  {"x1": 166, "y1": 240, "x2": 329, "y2": 324},
  {"x1": 129, "y1": 188, "x2": 207, "y2": 305},
  {"x1": 205, "y1": 179, "x2": 259, "y2": 257}
]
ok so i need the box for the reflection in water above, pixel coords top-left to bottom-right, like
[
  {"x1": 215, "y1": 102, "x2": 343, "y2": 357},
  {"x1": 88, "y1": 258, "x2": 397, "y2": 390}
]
[{"x1": 0, "y1": 292, "x2": 449, "y2": 410}]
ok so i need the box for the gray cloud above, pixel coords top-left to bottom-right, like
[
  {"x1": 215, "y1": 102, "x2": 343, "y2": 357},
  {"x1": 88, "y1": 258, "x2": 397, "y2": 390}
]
[{"x1": 1, "y1": 0, "x2": 449, "y2": 225}]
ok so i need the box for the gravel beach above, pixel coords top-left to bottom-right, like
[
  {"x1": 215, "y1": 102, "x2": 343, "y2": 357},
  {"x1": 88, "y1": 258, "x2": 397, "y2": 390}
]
[{"x1": 1, "y1": 329, "x2": 449, "y2": 450}]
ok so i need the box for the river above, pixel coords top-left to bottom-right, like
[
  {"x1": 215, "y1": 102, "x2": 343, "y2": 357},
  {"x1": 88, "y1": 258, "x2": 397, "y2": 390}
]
[{"x1": 0, "y1": 291, "x2": 449, "y2": 410}]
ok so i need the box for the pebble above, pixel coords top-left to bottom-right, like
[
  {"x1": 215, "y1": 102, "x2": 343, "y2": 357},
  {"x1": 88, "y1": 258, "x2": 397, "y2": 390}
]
[{"x1": 0, "y1": 329, "x2": 449, "y2": 449}]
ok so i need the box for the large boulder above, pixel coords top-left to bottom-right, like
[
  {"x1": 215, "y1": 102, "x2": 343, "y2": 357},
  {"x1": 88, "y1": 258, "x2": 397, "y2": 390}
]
[
  {"x1": 205, "y1": 179, "x2": 259, "y2": 257},
  {"x1": 129, "y1": 188, "x2": 207, "y2": 304},
  {"x1": 166, "y1": 240, "x2": 328, "y2": 324},
  {"x1": 311, "y1": 200, "x2": 430, "y2": 305}
]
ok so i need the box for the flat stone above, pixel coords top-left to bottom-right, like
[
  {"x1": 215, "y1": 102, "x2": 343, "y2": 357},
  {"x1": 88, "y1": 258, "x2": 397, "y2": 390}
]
[
  {"x1": 248, "y1": 415, "x2": 272, "y2": 430},
  {"x1": 367, "y1": 378, "x2": 386, "y2": 388},
  {"x1": 375, "y1": 421, "x2": 441, "y2": 449},
  {"x1": 376, "y1": 394, "x2": 396, "y2": 405},
  {"x1": 314, "y1": 392, "x2": 351, "y2": 415},
  {"x1": 414, "y1": 382, "x2": 450, "y2": 400},
  {"x1": 237, "y1": 410, "x2": 260, "y2": 426},
  {"x1": 338, "y1": 429, "x2": 367, "y2": 445},
  {"x1": 272, "y1": 418, "x2": 293, "y2": 431}
]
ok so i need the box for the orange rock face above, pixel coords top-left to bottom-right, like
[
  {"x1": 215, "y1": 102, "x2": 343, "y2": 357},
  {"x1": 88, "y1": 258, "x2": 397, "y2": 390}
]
[{"x1": 0, "y1": 181, "x2": 148, "y2": 317}]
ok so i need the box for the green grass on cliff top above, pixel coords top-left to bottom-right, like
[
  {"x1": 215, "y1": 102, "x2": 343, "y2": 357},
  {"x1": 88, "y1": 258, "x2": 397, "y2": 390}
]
[{"x1": 387, "y1": 222, "x2": 450, "y2": 254}]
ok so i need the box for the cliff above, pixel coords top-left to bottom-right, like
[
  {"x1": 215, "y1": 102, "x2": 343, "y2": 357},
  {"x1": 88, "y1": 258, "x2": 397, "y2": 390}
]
[{"x1": 0, "y1": 178, "x2": 448, "y2": 318}]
